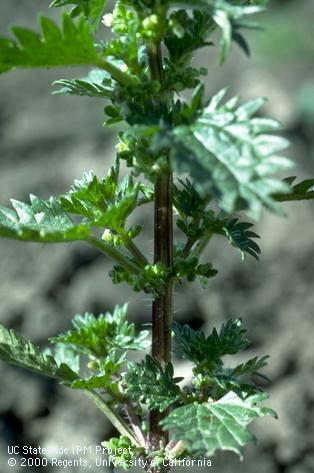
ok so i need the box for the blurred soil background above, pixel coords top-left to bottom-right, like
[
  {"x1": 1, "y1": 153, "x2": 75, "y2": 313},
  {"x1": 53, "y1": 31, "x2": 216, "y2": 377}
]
[{"x1": 0, "y1": 0, "x2": 314, "y2": 472}]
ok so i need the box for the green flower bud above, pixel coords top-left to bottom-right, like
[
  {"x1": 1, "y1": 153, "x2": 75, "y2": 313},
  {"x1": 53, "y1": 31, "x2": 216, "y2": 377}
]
[
  {"x1": 142, "y1": 14, "x2": 158, "y2": 31},
  {"x1": 102, "y1": 228, "x2": 114, "y2": 242}
]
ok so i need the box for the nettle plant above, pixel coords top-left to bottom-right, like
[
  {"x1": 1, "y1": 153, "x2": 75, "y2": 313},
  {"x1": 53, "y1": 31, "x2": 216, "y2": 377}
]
[{"x1": 0, "y1": 0, "x2": 314, "y2": 471}]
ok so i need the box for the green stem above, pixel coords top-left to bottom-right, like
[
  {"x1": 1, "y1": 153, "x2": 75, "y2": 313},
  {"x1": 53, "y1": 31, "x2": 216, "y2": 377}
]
[
  {"x1": 124, "y1": 403, "x2": 147, "y2": 447},
  {"x1": 106, "y1": 385, "x2": 127, "y2": 403},
  {"x1": 167, "y1": 440, "x2": 187, "y2": 458},
  {"x1": 182, "y1": 238, "x2": 197, "y2": 258},
  {"x1": 180, "y1": 214, "x2": 203, "y2": 258},
  {"x1": 85, "y1": 390, "x2": 140, "y2": 446},
  {"x1": 119, "y1": 230, "x2": 149, "y2": 268},
  {"x1": 87, "y1": 236, "x2": 141, "y2": 274},
  {"x1": 95, "y1": 58, "x2": 138, "y2": 86},
  {"x1": 191, "y1": 233, "x2": 212, "y2": 259}
]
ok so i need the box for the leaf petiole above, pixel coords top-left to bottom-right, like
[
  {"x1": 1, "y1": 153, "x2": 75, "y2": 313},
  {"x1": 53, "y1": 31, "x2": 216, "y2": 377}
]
[
  {"x1": 118, "y1": 230, "x2": 149, "y2": 268},
  {"x1": 95, "y1": 58, "x2": 139, "y2": 87},
  {"x1": 87, "y1": 236, "x2": 141, "y2": 274},
  {"x1": 190, "y1": 233, "x2": 213, "y2": 259},
  {"x1": 85, "y1": 390, "x2": 141, "y2": 446}
]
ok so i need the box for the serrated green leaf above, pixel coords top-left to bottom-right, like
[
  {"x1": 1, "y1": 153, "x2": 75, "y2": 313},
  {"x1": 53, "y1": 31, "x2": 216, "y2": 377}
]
[
  {"x1": 171, "y1": 0, "x2": 265, "y2": 16},
  {"x1": 50, "y1": 0, "x2": 107, "y2": 30},
  {"x1": 102, "y1": 436, "x2": 140, "y2": 470},
  {"x1": 0, "y1": 13, "x2": 100, "y2": 74},
  {"x1": 71, "y1": 374, "x2": 111, "y2": 389},
  {"x1": 50, "y1": 344, "x2": 80, "y2": 374},
  {"x1": 173, "y1": 178, "x2": 210, "y2": 217},
  {"x1": 232, "y1": 355, "x2": 270, "y2": 379},
  {"x1": 50, "y1": 304, "x2": 149, "y2": 357},
  {"x1": 0, "y1": 323, "x2": 79, "y2": 382},
  {"x1": 223, "y1": 218, "x2": 261, "y2": 260},
  {"x1": 173, "y1": 319, "x2": 249, "y2": 370},
  {"x1": 165, "y1": 10, "x2": 215, "y2": 66},
  {"x1": 232, "y1": 30, "x2": 251, "y2": 57},
  {"x1": 154, "y1": 90, "x2": 293, "y2": 219},
  {"x1": 53, "y1": 69, "x2": 113, "y2": 97},
  {"x1": 290, "y1": 179, "x2": 314, "y2": 193},
  {"x1": 274, "y1": 178, "x2": 314, "y2": 202},
  {"x1": 0, "y1": 195, "x2": 90, "y2": 242},
  {"x1": 175, "y1": 179, "x2": 261, "y2": 259},
  {"x1": 161, "y1": 392, "x2": 276, "y2": 457},
  {"x1": 169, "y1": 0, "x2": 264, "y2": 62},
  {"x1": 174, "y1": 254, "x2": 218, "y2": 285},
  {"x1": 123, "y1": 355, "x2": 182, "y2": 412},
  {"x1": 71, "y1": 352, "x2": 124, "y2": 390},
  {"x1": 59, "y1": 161, "x2": 140, "y2": 230},
  {"x1": 203, "y1": 355, "x2": 270, "y2": 399},
  {"x1": 137, "y1": 184, "x2": 154, "y2": 206}
]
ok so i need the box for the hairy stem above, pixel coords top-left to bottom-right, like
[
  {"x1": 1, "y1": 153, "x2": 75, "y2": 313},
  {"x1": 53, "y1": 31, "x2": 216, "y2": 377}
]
[
  {"x1": 147, "y1": 42, "x2": 173, "y2": 470},
  {"x1": 124, "y1": 403, "x2": 147, "y2": 447},
  {"x1": 191, "y1": 233, "x2": 213, "y2": 259},
  {"x1": 88, "y1": 236, "x2": 141, "y2": 273},
  {"x1": 96, "y1": 58, "x2": 138, "y2": 86},
  {"x1": 167, "y1": 440, "x2": 187, "y2": 458},
  {"x1": 119, "y1": 230, "x2": 149, "y2": 268},
  {"x1": 85, "y1": 390, "x2": 140, "y2": 446},
  {"x1": 182, "y1": 238, "x2": 197, "y2": 258}
]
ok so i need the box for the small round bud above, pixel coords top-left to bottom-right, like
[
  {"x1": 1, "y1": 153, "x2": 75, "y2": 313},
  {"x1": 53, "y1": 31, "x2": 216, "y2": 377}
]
[
  {"x1": 87, "y1": 360, "x2": 99, "y2": 370},
  {"x1": 102, "y1": 228, "x2": 113, "y2": 242},
  {"x1": 102, "y1": 13, "x2": 113, "y2": 27},
  {"x1": 116, "y1": 141, "x2": 129, "y2": 153},
  {"x1": 143, "y1": 14, "x2": 159, "y2": 30}
]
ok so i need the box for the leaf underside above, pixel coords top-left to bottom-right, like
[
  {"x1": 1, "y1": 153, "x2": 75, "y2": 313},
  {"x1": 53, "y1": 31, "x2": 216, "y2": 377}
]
[
  {"x1": 154, "y1": 89, "x2": 293, "y2": 219},
  {"x1": 161, "y1": 391, "x2": 276, "y2": 457},
  {"x1": 53, "y1": 69, "x2": 113, "y2": 98},
  {"x1": 0, "y1": 195, "x2": 89, "y2": 242},
  {"x1": 0, "y1": 323, "x2": 78, "y2": 382}
]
